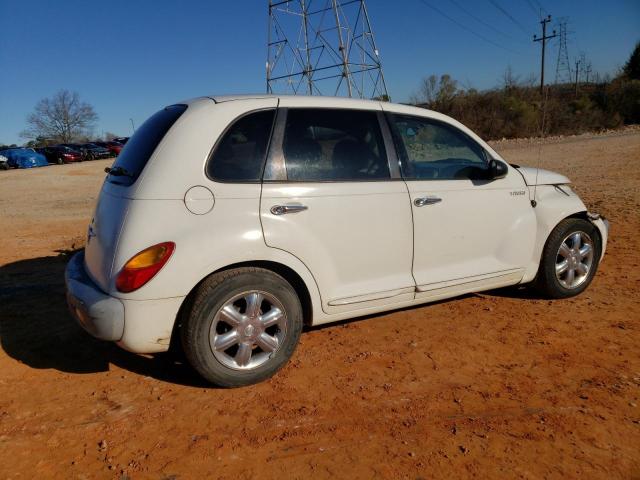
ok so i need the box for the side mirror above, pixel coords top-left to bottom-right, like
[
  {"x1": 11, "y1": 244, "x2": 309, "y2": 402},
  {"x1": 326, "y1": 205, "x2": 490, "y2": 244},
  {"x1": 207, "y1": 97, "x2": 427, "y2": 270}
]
[{"x1": 489, "y1": 159, "x2": 508, "y2": 180}]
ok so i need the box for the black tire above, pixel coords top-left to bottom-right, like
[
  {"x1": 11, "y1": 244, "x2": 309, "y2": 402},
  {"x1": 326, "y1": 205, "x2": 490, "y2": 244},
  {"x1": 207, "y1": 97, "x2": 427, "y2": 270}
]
[
  {"x1": 181, "y1": 267, "x2": 303, "y2": 387},
  {"x1": 535, "y1": 218, "x2": 601, "y2": 299},
  {"x1": 57, "y1": 157, "x2": 64, "y2": 165}
]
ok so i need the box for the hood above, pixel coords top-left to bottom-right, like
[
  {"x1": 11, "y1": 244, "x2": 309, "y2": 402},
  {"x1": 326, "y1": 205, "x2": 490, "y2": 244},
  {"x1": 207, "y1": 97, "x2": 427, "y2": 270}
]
[{"x1": 515, "y1": 166, "x2": 570, "y2": 186}]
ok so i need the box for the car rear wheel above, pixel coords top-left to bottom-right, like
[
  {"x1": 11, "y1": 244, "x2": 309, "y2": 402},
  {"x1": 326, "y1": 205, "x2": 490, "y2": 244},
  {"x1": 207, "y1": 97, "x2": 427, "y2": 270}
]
[
  {"x1": 181, "y1": 267, "x2": 303, "y2": 387},
  {"x1": 57, "y1": 157, "x2": 64, "y2": 165},
  {"x1": 535, "y1": 218, "x2": 601, "y2": 299}
]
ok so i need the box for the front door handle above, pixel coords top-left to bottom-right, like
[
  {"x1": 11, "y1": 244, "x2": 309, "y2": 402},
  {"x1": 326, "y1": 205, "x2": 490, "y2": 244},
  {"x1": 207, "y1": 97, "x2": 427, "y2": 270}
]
[
  {"x1": 414, "y1": 196, "x2": 442, "y2": 207},
  {"x1": 270, "y1": 204, "x2": 308, "y2": 215}
]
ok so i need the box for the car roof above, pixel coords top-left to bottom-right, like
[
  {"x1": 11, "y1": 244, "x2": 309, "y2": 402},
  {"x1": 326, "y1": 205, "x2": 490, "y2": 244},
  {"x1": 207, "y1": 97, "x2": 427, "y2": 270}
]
[
  {"x1": 178, "y1": 94, "x2": 436, "y2": 116},
  {"x1": 167, "y1": 94, "x2": 503, "y2": 163}
]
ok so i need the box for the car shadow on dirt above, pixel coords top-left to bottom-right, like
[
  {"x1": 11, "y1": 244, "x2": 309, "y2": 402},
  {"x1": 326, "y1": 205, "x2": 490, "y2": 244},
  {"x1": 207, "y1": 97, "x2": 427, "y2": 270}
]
[{"x1": 0, "y1": 251, "x2": 208, "y2": 387}]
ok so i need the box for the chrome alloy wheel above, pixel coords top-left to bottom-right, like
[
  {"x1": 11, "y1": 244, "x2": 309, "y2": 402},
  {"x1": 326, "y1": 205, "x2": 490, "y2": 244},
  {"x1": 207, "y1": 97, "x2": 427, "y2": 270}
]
[
  {"x1": 209, "y1": 291, "x2": 287, "y2": 370},
  {"x1": 555, "y1": 231, "x2": 594, "y2": 289}
]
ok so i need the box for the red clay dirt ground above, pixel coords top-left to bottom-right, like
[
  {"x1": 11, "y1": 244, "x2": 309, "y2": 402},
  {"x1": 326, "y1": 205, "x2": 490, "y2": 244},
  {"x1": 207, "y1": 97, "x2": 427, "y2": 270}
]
[{"x1": 0, "y1": 130, "x2": 639, "y2": 479}]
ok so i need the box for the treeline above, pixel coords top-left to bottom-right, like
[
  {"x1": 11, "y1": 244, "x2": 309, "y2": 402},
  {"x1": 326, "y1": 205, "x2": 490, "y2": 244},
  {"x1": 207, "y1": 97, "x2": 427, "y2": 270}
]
[{"x1": 410, "y1": 43, "x2": 640, "y2": 140}]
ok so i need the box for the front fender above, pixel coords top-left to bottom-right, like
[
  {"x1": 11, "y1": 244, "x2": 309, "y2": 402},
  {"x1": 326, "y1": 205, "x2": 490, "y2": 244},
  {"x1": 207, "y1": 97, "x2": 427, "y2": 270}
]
[
  {"x1": 521, "y1": 185, "x2": 588, "y2": 283},
  {"x1": 588, "y1": 214, "x2": 609, "y2": 260}
]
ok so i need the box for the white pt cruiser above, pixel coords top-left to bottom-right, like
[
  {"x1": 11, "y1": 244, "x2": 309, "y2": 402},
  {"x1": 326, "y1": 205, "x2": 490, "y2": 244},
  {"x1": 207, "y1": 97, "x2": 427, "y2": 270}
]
[{"x1": 65, "y1": 95, "x2": 609, "y2": 387}]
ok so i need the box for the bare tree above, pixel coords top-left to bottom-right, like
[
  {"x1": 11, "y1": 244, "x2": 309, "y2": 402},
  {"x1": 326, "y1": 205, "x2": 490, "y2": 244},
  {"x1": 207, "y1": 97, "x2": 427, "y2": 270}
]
[
  {"x1": 21, "y1": 90, "x2": 98, "y2": 143},
  {"x1": 411, "y1": 74, "x2": 459, "y2": 112},
  {"x1": 411, "y1": 75, "x2": 439, "y2": 105},
  {"x1": 501, "y1": 65, "x2": 521, "y2": 90}
]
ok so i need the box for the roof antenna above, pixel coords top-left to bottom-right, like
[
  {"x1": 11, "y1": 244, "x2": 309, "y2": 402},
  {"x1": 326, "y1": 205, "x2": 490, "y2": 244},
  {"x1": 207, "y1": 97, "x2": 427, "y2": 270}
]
[{"x1": 532, "y1": 85, "x2": 549, "y2": 208}]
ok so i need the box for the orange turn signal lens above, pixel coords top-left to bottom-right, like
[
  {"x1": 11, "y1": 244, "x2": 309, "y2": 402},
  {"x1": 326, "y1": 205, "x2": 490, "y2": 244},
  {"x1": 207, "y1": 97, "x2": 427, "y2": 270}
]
[{"x1": 115, "y1": 242, "x2": 175, "y2": 293}]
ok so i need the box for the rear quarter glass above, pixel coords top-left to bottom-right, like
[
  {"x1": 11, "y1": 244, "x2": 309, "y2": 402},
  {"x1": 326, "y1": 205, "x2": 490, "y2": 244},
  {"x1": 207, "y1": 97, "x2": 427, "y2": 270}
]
[{"x1": 107, "y1": 104, "x2": 187, "y2": 186}]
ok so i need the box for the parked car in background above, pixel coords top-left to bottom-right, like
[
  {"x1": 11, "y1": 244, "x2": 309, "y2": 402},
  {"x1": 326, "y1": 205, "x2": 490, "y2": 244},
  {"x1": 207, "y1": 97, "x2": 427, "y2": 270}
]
[
  {"x1": 0, "y1": 148, "x2": 48, "y2": 169},
  {"x1": 0, "y1": 153, "x2": 8, "y2": 170},
  {"x1": 93, "y1": 141, "x2": 123, "y2": 157},
  {"x1": 37, "y1": 145, "x2": 83, "y2": 164},
  {"x1": 58, "y1": 143, "x2": 86, "y2": 159},
  {"x1": 65, "y1": 95, "x2": 609, "y2": 387},
  {"x1": 80, "y1": 143, "x2": 112, "y2": 160}
]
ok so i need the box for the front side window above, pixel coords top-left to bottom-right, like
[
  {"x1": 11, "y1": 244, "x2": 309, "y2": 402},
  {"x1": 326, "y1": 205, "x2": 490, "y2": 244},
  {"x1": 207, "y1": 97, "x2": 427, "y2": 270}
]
[
  {"x1": 283, "y1": 109, "x2": 389, "y2": 181},
  {"x1": 207, "y1": 109, "x2": 275, "y2": 182},
  {"x1": 389, "y1": 114, "x2": 488, "y2": 180}
]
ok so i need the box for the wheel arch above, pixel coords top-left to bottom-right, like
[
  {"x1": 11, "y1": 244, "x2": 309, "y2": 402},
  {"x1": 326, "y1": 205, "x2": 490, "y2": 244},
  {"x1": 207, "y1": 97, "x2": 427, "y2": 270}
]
[
  {"x1": 170, "y1": 259, "x2": 316, "y2": 354},
  {"x1": 523, "y1": 208, "x2": 601, "y2": 284},
  {"x1": 521, "y1": 185, "x2": 590, "y2": 284}
]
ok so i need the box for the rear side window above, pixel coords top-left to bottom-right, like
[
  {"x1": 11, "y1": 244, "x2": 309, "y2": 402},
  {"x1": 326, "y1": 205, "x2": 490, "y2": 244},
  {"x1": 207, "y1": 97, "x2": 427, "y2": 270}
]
[
  {"x1": 207, "y1": 110, "x2": 275, "y2": 182},
  {"x1": 107, "y1": 104, "x2": 187, "y2": 185},
  {"x1": 283, "y1": 109, "x2": 389, "y2": 181}
]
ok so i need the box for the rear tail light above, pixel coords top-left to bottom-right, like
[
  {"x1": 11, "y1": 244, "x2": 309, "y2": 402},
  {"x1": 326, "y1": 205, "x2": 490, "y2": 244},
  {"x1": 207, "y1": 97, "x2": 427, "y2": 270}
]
[{"x1": 115, "y1": 242, "x2": 175, "y2": 293}]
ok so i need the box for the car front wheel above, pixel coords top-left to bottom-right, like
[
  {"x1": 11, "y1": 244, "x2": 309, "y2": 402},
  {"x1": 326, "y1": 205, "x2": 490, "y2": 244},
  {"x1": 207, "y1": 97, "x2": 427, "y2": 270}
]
[
  {"x1": 181, "y1": 267, "x2": 303, "y2": 387},
  {"x1": 535, "y1": 218, "x2": 601, "y2": 299}
]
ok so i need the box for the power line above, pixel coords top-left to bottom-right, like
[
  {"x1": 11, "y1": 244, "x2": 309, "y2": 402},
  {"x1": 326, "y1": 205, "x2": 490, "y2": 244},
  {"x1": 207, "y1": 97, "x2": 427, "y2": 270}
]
[
  {"x1": 487, "y1": 0, "x2": 530, "y2": 36},
  {"x1": 523, "y1": 0, "x2": 548, "y2": 19},
  {"x1": 523, "y1": 0, "x2": 541, "y2": 18},
  {"x1": 417, "y1": 0, "x2": 523, "y2": 55},
  {"x1": 446, "y1": 0, "x2": 526, "y2": 44},
  {"x1": 531, "y1": 0, "x2": 548, "y2": 16}
]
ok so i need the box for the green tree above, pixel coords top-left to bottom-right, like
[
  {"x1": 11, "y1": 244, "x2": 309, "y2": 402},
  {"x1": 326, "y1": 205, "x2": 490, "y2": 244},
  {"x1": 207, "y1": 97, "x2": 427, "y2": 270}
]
[{"x1": 623, "y1": 41, "x2": 640, "y2": 80}]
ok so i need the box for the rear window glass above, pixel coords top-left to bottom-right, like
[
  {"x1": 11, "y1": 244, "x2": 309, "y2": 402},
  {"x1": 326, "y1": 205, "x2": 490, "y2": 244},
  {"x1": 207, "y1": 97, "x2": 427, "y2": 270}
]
[
  {"x1": 206, "y1": 109, "x2": 275, "y2": 182},
  {"x1": 107, "y1": 104, "x2": 187, "y2": 185}
]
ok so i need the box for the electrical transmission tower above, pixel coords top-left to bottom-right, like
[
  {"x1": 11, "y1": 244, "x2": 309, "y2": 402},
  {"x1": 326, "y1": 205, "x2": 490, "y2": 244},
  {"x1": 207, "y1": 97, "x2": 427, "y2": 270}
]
[
  {"x1": 554, "y1": 18, "x2": 572, "y2": 85},
  {"x1": 266, "y1": 0, "x2": 389, "y2": 99}
]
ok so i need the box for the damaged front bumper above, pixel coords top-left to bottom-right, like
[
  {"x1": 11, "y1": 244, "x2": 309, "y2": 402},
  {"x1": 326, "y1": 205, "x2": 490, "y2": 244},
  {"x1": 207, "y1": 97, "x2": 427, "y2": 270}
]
[{"x1": 587, "y1": 212, "x2": 610, "y2": 260}]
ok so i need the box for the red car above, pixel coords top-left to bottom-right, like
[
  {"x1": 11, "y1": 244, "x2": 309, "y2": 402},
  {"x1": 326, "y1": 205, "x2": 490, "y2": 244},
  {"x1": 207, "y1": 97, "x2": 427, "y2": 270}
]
[
  {"x1": 37, "y1": 146, "x2": 83, "y2": 164},
  {"x1": 93, "y1": 141, "x2": 123, "y2": 157}
]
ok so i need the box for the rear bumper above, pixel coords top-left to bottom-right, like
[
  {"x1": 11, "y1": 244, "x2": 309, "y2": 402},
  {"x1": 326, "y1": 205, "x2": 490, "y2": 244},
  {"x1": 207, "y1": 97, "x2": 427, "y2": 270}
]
[
  {"x1": 65, "y1": 251, "x2": 184, "y2": 353},
  {"x1": 65, "y1": 251, "x2": 125, "y2": 341}
]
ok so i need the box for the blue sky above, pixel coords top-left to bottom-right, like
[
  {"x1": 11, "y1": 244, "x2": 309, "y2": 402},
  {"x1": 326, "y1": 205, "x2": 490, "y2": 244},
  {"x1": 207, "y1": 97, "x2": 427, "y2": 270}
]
[{"x1": 0, "y1": 0, "x2": 638, "y2": 145}]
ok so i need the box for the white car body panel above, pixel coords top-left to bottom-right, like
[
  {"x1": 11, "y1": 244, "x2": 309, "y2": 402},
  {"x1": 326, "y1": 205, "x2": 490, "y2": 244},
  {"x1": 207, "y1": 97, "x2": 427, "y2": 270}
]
[
  {"x1": 71, "y1": 95, "x2": 608, "y2": 352},
  {"x1": 520, "y1": 184, "x2": 589, "y2": 283},
  {"x1": 260, "y1": 181, "x2": 416, "y2": 314},
  {"x1": 516, "y1": 166, "x2": 570, "y2": 186},
  {"x1": 404, "y1": 177, "x2": 536, "y2": 290}
]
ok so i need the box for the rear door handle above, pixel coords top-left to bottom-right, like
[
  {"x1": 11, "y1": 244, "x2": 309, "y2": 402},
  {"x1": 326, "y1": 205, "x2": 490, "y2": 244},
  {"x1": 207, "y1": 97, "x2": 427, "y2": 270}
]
[
  {"x1": 414, "y1": 196, "x2": 442, "y2": 207},
  {"x1": 270, "y1": 204, "x2": 308, "y2": 215}
]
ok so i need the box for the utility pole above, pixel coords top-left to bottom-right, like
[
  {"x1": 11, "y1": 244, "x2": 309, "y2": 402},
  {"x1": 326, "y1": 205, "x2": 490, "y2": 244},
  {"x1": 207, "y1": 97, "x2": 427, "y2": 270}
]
[
  {"x1": 533, "y1": 15, "x2": 557, "y2": 95},
  {"x1": 574, "y1": 59, "x2": 581, "y2": 96}
]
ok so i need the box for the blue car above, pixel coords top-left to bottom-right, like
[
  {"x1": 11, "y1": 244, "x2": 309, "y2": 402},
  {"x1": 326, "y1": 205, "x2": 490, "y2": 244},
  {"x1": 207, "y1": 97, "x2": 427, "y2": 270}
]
[{"x1": 0, "y1": 148, "x2": 49, "y2": 169}]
